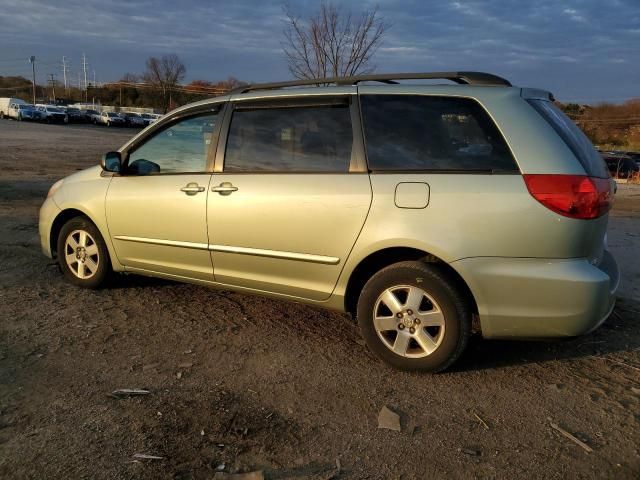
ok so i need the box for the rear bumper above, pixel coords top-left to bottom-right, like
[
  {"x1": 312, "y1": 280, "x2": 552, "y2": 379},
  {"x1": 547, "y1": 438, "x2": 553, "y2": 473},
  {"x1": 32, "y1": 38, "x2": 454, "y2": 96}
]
[{"x1": 452, "y1": 251, "x2": 619, "y2": 339}]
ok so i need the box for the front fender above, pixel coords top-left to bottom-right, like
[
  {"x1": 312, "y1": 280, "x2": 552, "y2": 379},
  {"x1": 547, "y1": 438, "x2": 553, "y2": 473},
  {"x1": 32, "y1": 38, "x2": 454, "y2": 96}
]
[{"x1": 49, "y1": 166, "x2": 123, "y2": 271}]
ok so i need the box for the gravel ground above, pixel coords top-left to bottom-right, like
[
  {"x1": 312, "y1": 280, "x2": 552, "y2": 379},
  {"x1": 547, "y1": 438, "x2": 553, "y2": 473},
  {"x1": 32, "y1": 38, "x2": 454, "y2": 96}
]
[{"x1": 0, "y1": 120, "x2": 638, "y2": 479}]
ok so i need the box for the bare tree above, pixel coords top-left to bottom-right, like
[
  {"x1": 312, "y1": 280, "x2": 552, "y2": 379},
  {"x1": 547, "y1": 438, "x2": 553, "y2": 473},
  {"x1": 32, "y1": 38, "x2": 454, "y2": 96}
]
[
  {"x1": 283, "y1": 2, "x2": 389, "y2": 80},
  {"x1": 143, "y1": 54, "x2": 186, "y2": 112}
]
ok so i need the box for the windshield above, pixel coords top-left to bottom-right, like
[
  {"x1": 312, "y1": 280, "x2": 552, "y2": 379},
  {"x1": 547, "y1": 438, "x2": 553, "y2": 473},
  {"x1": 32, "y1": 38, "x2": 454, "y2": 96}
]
[
  {"x1": 67, "y1": 108, "x2": 79, "y2": 113},
  {"x1": 47, "y1": 107, "x2": 63, "y2": 113},
  {"x1": 107, "y1": 112, "x2": 119, "y2": 117},
  {"x1": 141, "y1": 113, "x2": 153, "y2": 118}
]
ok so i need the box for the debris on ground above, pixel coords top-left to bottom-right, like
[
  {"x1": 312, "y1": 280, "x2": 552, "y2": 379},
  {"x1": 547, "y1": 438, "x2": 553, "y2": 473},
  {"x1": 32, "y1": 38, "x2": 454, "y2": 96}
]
[
  {"x1": 473, "y1": 412, "x2": 490, "y2": 430},
  {"x1": 212, "y1": 471, "x2": 264, "y2": 480},
  {"x1": 108, "y1": 388, "x2": 150, "y2": 399},
  {"x1": 132, "y1": 453, "x2": 164, "y2": 460},
  {"x1": 378, "y1": 406, "x2": 401, "y2": 432},
  {"x1": 460, "y1": 448, "x2": 481, "y2": 456},
  {"x1": 549, "y1": 419, "x2": 593, "y2": 453}
]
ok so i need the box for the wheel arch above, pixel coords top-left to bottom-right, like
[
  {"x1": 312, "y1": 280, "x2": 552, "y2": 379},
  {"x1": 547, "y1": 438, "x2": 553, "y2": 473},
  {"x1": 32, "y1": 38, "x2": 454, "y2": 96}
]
[
  {"x1": 50, "y1": 208, "x2": 106, "y2": 258},
  {"x1": 343, "y1": 247, "x2": 479, "y2": 328}
]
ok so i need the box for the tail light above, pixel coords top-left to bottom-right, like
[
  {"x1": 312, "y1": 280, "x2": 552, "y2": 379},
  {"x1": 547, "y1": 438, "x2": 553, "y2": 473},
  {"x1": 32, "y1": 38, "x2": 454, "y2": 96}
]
[{"x1": 523, "y1": 174, "x2": 612, "y2": 219}]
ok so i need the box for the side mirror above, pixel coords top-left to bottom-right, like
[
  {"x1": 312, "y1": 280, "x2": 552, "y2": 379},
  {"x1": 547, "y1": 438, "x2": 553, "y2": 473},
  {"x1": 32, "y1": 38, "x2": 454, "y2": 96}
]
[{"x1": 101, "y1": 151, "x2": 121, "y2": 172}]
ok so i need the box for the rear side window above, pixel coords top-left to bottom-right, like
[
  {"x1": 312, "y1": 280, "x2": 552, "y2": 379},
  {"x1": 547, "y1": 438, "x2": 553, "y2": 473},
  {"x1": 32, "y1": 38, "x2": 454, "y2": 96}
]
[
  {"x1": 224, "y1": 103, "x2": 352, "y2": 172},
  {"x1": 527, "y1": 99, "x2": 609, "y2": 178},
  {"x1": 360, "y1": 95, "x2": 518, "y2": 173}
]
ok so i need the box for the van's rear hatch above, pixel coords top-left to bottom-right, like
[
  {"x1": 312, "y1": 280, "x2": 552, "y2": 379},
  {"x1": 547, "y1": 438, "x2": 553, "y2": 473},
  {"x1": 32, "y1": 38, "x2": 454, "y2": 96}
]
[{"x1": 522, "y1": 91, "x2": 613, "y2": 265}]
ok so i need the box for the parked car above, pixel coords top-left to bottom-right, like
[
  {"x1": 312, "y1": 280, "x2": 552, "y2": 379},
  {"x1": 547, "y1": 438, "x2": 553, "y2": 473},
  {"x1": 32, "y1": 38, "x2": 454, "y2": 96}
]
[
  {"x1": 39, "y1": 71, "x2": 619, "y2": 372},
  {"x1": 602, "y1": 154, "x2": 639, "y2": 178},
  {"x1": 7, "y1": 103, "x2": 41, "y2": 121},
  {"x1": 36, "y1": 105, "x2": 68, "y2": 123},
  {"x1": 140, "y1": 113, "x2": 160, "y2": 126},
  {"x1": 120, "y1": 112, "x2": 146, "y2": 127},
  {"x1": 81, "y1": 109, "x2": 100, "y2": 123},
  {"x1": 0, "y1": 97, "x2": 25, "y2": 118},
  {"x1": 96, "y1": 111, "x2": 126, "y2": 127},
  {"x1": 65, "y1": 107, "x2": 85, "y2": 123}
]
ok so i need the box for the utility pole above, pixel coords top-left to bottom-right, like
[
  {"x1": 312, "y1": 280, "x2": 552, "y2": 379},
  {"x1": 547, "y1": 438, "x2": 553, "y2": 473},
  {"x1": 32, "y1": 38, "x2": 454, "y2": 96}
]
[
  {"x1": 93, "y1": 70, "x2": 96, "y2": 87},
  {"x1": 48, "y1": 74, "x2": 56, "y2": 102},
  {"x1": 82, "y1": 53, "x2": 88, "y2": 102},
  {"x1": 62, "y1": 56, "x2": 68, "y2": 95},
  {"x1": 29, "y1": 56, "x2": 36, "y2": 105}
]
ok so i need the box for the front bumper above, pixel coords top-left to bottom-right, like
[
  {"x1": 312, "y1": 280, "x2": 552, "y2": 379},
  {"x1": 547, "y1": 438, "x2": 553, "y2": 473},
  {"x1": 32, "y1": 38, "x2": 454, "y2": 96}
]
[
  {"x1": 452, "y1": 251, "x2": 619, "y2": 339},
  {"x1": 39, "y1": 197, "x2": 62, "y2": 258}
]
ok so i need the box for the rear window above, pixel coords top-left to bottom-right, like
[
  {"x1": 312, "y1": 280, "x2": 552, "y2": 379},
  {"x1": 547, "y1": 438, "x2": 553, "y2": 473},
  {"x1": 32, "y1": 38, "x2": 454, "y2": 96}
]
[
  {"x1": 360, "y1": 95, "x2": 518, "y2": 173},
  {"x1": 527, "y1": 99, "x2": 609, "y2": 178}
]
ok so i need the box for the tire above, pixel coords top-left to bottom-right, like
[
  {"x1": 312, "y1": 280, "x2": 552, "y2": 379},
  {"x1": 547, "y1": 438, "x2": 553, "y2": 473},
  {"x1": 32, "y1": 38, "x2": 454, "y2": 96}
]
[
  {"x1": 356, "y1": 261, "x2": 471, "y2": 372},
  {"x1": 57, "y1": 216, "x2": 111, "y2": 289},
  {"x1": 107, "y1": 121, "x2": 111, "y2": 127},
  {"x1": 0, "y1": 112, "x2": 4, "y2": 119}
]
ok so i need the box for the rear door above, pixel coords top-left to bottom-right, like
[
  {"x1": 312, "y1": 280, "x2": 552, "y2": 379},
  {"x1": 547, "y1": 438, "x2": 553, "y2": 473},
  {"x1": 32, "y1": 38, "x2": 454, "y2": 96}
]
[{"x1": 207, "y1": 93, "x2": 372, "y2": 300}]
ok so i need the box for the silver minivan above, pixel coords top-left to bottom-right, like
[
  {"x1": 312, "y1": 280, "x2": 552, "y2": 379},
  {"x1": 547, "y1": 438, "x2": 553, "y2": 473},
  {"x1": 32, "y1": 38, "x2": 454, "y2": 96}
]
[{"x1": 39, "y1": 72, "x2": 619, "y2": 372}]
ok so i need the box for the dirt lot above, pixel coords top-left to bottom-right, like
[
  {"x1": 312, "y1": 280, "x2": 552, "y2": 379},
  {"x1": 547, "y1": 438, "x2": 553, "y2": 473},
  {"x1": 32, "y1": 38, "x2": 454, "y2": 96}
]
[{"x1": 0, "y1": 120, "x2": 638, "y2": 479}]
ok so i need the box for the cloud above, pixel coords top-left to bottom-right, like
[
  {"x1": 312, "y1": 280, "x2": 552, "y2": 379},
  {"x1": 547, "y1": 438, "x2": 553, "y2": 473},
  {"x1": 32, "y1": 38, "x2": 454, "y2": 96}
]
[{"x1": 0, "y1": 0, "x2": 638, "y2": 101}]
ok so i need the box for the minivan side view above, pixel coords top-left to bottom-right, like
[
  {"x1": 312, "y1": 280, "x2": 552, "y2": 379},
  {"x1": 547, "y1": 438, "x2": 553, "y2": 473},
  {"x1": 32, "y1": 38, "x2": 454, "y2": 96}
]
[{"x1": 39, "y1": 72, "x2": 619, "y2": 372}]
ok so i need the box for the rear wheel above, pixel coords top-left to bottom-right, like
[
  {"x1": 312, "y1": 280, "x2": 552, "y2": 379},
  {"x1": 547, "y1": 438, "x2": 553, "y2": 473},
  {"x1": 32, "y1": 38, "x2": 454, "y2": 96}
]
[
  {"x1": 57, "y1": 216, "x2": 111, "y2": 289},
  {"x1": 357, "y1": 261, "x2": 471, "y2": 372}
]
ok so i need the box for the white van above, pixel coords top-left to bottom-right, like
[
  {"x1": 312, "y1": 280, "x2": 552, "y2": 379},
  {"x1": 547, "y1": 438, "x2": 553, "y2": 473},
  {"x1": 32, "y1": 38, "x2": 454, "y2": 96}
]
[{"x1": 0, "y1": 97, "x2": 26, "y2": 118}]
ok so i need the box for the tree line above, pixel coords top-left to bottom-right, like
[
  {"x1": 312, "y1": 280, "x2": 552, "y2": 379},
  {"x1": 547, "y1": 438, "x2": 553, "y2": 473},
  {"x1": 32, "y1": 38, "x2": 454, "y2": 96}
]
[{"x1": 560, "y1": 100, "x2": 640, "y2": 150}]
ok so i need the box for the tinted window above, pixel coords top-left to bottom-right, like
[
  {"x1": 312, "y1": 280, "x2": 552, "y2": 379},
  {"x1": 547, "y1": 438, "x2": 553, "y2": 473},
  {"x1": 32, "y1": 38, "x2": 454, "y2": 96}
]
[
  {"x1": 224, "y1": 104, "x2": 352, "y2": 172},
  {"x1": 127, "y1": 113, "x2": 218, "y2": 174},
  {"x1": 361, "y1": 95, "x2": 518, "y2": 173},
  {"x1": 527, "y1": 99, "x2": 609, "y2": 178}
]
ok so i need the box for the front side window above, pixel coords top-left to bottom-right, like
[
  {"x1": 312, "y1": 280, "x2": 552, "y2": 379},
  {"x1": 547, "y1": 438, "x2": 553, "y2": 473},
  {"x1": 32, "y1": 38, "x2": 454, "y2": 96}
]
[
  {"x1": 361, "y1": 95, "x2": 518, "y2": 173},
  {"x1": 127, "y1": 112, "x2": 218, "y2": 174},
  {"x1": 224, "y1": 102, "x2": 353, "y2": 172}
]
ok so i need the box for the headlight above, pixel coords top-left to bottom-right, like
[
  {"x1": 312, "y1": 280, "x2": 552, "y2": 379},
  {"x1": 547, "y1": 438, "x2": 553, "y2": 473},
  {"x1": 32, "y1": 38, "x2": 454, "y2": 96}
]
[{"x1": 47, "y1": 179, "x2": 64, "y2": 198}]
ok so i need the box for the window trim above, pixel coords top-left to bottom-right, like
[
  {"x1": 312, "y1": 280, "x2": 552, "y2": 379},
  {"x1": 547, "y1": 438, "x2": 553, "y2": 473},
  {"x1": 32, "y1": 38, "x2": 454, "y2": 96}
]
[
  {"x1": 115, "y1": 103, "x2": 225, "y2": 177},
  {"x1": 358, "y1": 93, "x2": 520, "y2": 175},
  {"x1": 214, "y1": 95, "x2": 367, "y2": 174}
]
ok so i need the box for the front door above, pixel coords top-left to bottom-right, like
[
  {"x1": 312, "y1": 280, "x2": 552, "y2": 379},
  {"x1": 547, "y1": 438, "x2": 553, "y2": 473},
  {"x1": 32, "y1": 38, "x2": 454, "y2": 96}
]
[
  {"x1": 207, "y1": 95, "x2": 372, "y2": 300},
  {"x1": 106, "y1": 109, "x2": 220, "y2": 280}
]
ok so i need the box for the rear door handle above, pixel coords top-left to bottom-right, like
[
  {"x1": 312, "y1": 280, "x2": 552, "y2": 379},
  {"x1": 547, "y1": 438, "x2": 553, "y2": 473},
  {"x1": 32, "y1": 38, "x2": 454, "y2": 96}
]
[
  {"x1": 211, "y1": 182, "x2": 238, "y2": 195},
  {"x1": 180, "y1": 183, "x2": 205, "y2": 195}
]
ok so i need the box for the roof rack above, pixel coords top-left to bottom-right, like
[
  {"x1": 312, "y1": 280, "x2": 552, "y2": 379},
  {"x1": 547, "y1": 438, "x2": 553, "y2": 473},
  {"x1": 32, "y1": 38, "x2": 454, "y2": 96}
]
[{"x1": 230, "y1": 71, "x2": 512, "y2": 95}]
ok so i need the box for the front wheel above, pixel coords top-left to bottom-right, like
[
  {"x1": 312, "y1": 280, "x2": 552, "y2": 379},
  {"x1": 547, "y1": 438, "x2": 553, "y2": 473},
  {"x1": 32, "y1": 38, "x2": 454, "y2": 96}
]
[
  {"x1": 357, "y1": 261, "x2": 471, "y2": 372},
  {"x1": 57, "y1": 216, "x2": 111, "y2": 288}
]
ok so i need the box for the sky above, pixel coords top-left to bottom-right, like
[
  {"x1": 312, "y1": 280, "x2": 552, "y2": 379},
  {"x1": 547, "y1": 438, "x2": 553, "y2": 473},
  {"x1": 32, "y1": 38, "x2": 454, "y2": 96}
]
[{"x1": 0, "y1": 0, "x2": 638, "y2": 103}]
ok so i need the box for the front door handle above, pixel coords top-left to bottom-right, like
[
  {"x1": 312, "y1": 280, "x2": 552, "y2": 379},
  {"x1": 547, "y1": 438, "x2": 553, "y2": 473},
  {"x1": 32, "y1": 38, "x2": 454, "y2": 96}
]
[
  {"x1": 180, "y1": 183, "x2": 205, "y2": 195},
  {"x1": 211, "y1": 182, "x2": 238, "y2": 196}
]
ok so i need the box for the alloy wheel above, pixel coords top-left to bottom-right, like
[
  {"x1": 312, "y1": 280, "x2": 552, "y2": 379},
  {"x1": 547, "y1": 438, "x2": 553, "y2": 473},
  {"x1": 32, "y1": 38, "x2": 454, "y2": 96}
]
[
  {"x1": 64, "y1": 229, "x2": 100, "y2": 280},
  {"x1": 373, "y1": 285, "x2": 445, "y2": 358}
]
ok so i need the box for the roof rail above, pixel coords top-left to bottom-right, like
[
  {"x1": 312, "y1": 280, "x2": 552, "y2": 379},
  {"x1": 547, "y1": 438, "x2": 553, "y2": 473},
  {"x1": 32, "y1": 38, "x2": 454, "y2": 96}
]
[{"x1": 230, "y1": 71, "x2": 512, "y2": 95}]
